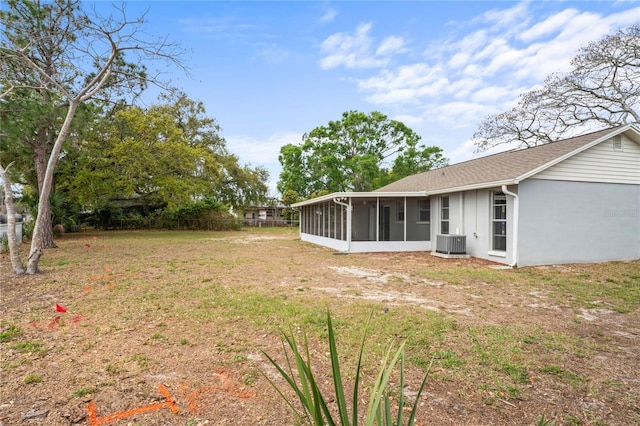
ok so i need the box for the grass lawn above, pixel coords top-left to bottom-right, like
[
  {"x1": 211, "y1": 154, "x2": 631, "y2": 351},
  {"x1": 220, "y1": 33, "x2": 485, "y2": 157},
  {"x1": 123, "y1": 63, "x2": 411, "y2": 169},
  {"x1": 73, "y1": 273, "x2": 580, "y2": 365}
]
[{"x1": 1, "y1": 227, "x2": 639, "y2": 425}]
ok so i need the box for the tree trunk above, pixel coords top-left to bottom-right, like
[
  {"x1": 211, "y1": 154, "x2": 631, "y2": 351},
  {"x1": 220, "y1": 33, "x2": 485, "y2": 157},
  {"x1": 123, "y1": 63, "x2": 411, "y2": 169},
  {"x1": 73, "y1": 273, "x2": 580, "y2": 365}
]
[
  {"x1": 0, "y1": 163, "x2": 25, "y2": 274},
  {"x1": 27, "y1": 102, "x2": 79, "y2": 274},
  {"x1": 33, "y1": 140, "x2": 57, "y2": 249}
]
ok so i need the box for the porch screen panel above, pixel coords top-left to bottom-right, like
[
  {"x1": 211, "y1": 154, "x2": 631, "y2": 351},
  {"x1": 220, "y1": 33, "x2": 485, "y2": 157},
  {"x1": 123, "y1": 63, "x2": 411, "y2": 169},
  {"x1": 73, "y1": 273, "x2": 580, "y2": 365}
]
[
  {"x1": 341, "y1": 204, "x2": 345, "y2": 240},
  {"x1": 336, "y1": 205, "x2": 343, "y2": 240},
  {"x1": 407, "y1": 198, "x2": 430, "y2": 241},
  {"x1": 301, "y1": 206, "x2": 306, "y2": 233},
  {"x1": 329, "y1": 204, "x2": 337, "y2": 239}
]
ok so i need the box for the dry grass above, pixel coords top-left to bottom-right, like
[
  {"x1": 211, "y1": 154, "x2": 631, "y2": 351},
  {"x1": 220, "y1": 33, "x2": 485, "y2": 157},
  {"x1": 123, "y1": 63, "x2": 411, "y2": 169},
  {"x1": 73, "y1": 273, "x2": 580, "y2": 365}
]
[{"x1": 1, "y1": 228, "x2": 639, "y2": 425}]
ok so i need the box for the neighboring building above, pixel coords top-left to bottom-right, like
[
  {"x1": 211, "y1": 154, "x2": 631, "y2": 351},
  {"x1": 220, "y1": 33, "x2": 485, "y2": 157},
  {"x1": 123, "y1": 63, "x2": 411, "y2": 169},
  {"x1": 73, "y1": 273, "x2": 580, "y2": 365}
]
[
  {"x1": 292, "y1": 125, "x2": 640, "y2": 267},
  {"x1": 0, "y1": 214, "x2": 23, "y2": 243},
  {"x1": 243, "y1": 201, "x2": 287, "y2": 226}
]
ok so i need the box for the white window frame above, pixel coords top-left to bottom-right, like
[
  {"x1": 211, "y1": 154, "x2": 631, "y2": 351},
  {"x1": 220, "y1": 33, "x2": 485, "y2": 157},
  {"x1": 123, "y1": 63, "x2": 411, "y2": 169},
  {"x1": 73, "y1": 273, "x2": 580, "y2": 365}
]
[
  {"x1": 440, "y1": 196, "x2": 449, "y2": 235},
  {"x1": 396, "y1": 201, "x2": 405, "y2": 222},
  {"x1": 491, "y1": 192, "x2": 507, "y2": 252},
  {"x1": 418, "y1": 199, "x2": 430, "y2": 223}
]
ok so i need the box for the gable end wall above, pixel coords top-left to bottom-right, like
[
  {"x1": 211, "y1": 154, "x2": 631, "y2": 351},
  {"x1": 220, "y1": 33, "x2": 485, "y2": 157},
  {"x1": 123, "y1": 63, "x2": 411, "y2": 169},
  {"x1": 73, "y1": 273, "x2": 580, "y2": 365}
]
[{"x1": 530, "y1": 135, "x2": 640, "y2": 184}]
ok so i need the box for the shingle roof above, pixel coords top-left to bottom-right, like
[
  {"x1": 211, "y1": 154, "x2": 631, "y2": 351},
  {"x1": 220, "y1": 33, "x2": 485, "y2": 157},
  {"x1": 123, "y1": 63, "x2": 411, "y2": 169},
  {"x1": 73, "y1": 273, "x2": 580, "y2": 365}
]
[{"x1": 375, "y1": 126, "x2": 622, "y2": 193}]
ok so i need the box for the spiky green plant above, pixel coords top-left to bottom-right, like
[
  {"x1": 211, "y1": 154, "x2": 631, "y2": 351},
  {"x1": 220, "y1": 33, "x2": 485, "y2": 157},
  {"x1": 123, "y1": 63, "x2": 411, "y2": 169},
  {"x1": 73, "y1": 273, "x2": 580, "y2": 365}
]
[{"x1": 261, "y1": 311, "x2": 431, "y2": 426}]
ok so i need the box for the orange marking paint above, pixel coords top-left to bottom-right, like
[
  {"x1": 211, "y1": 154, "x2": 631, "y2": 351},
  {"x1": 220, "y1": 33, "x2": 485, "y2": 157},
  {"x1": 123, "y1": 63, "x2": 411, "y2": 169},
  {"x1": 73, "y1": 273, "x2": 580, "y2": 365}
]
[
  {"x1": 214, "y1": 368, "x2": 256, "y2": 398},
  {"x1": 86, "y1": 384, "x2": 178, "y2": 425},
  {"x1": 179, "y1": 369, "x2": 256, "y2": 414},
  {"x1": 48, "y1": 316, "x2": 61, "y2": 329},
  {"x1": 90, "y1": 274, "x2": 120, "y2": 281},
  {"x1": 85, "y1": 285, "x2": 92, "y2": 293}
]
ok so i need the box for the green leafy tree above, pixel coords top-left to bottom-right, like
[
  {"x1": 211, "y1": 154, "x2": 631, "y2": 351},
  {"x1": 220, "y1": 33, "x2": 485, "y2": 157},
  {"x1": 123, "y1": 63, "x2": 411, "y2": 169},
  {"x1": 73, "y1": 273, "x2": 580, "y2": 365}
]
[
  {"x1": 280, "y1": 189, "x2": 302, "y2": 221},
  {"x1": 1, "y1": 0, "x2": 184, "y2": 274},
  {"x1": 277, "y1": 144, "x2": 307, "y2": 197},
  {"x1": 60, "y1": 93, "x2": 268, "y2": 216},
  {"x1": 278, "y1": 111, "x2": 447, "y2": 197}
]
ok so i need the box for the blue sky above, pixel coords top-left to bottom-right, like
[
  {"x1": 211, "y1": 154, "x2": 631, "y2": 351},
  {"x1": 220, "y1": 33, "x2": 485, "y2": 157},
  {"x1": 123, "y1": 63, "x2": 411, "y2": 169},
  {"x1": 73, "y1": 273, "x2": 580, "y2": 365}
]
[{"x1": 93, "y1": 0, "x2": 640, "y2": 196}]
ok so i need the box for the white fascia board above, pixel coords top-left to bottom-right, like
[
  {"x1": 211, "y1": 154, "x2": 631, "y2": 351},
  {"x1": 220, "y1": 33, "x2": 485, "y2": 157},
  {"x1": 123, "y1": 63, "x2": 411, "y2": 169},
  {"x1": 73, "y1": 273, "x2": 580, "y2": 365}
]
[
  {"x1": 291, "y1": 183, "x2": 525, "y2": 207},
  {"x1": 515, "y1": 124, "x2": 640, "y2": 183},
  {"x1": 422, "y1": 180, "x2": 516, "y2": 195},
  {"x1": 291, "y1": 191, "x2": 428, "y2": 207}
]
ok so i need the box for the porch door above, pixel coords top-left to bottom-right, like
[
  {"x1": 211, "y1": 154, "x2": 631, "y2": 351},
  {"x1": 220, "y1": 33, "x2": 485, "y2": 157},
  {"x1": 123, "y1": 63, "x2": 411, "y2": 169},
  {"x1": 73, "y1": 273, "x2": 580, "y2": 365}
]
[{"x1": 379, "y1": 205, "x2": 390, "y2": 241}]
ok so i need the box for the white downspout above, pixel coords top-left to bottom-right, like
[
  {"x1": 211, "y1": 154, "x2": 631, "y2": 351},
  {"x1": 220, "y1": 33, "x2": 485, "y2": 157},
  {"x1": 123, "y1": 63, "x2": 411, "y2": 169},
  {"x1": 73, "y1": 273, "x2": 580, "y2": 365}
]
[
  {"x1": 501, "y1": 185, "x2": 519, "y2": 268},
  {"x1": 333, "y1": 197, "x2": 352, "y2": 253}
]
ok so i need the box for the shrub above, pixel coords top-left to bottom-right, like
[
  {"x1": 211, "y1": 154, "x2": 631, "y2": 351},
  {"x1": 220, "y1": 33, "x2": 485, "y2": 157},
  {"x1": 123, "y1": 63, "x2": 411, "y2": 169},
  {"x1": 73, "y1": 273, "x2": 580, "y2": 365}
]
[
  {"x1": 0, "y1": 234, "x2": 8, "y2": 253},
  {"x1": 262, "y1": 311, "x2": 432, "y2": 426}
]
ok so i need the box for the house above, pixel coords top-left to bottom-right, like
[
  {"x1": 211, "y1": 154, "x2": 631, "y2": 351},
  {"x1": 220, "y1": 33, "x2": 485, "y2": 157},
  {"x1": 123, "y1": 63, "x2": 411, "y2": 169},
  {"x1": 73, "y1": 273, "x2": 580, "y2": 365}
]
[
  {"x1": 0, "y1": 214, "x2": 23, "y2": 243},
  {"x1": 243, "y1": 200, "x2": 288, "y2": 226},
  {"x1": 292, "y1": 125, "x2": 640, "y2": 267}
]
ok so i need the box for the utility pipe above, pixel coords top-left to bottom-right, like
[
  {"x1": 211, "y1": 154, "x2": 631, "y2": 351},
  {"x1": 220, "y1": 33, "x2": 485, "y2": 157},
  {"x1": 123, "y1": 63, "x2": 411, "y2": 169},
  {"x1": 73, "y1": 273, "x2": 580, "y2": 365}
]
[
  {"x1": 333, "y1": 197, "x2": 352, "y2": 253},
  {"x1": 501, "y1": 185, "x2": 519, "y2": 268}
]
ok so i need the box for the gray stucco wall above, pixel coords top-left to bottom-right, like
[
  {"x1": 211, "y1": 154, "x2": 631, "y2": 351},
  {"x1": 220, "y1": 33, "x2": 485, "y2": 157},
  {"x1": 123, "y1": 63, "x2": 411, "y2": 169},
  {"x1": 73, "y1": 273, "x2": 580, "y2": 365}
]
[
  {"x1": 518, "y1": 179, "x2": 640, "y2": 266},
  {"x1": 458, "y1": 188, "x2": 515, "y2": 265}
]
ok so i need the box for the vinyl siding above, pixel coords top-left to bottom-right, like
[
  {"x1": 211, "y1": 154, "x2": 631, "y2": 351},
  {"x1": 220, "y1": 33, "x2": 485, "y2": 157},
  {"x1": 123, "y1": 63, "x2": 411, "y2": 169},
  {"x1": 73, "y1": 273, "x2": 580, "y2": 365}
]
[{"x1": 530, "y1": 136, "x2": 640, "y2": 184}]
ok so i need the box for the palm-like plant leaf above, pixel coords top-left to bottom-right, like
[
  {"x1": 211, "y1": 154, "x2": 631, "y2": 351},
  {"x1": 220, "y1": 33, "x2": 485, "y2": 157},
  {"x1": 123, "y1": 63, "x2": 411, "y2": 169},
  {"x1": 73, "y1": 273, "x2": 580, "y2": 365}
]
[{"x1": 261, "y1": 310, "x2": 432, "y2": 426}]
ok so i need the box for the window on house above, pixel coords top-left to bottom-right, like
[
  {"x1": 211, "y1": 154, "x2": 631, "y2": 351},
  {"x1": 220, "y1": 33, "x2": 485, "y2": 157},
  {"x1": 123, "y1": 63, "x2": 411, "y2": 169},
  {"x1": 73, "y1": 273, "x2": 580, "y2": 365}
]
[
  {"x1": 612, "y1": 135, "x2": 623, "y2": 151},
  {"x1": 418, "y1": 199, "x2": 430, "y2": 222},
  {"x1": 492, "y1": 192, "x2": 507, "y2": 251},
  {"x1": 397, "y1": 201, "x2": 405, "y2": 222},
  {"x1": 440, "y1": 196, "x2": 449, "y2": 234}
]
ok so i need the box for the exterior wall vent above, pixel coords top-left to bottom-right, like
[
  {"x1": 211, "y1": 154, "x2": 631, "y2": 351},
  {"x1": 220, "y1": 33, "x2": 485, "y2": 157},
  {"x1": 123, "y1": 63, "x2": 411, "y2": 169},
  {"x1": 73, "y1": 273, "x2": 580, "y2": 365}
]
[
  {"x1": 436, "y1": 234, "x2": 467, "y2": 255},
  {"x1": 612, "y1": 135, "x2": 623, "y2": 151}
]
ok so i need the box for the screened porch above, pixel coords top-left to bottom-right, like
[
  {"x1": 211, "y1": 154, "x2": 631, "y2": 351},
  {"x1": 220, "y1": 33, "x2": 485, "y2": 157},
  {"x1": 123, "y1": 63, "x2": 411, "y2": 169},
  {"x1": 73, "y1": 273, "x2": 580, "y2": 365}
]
[{"x1": 295, "y1": 194, "x2": 432, "y2": 253}]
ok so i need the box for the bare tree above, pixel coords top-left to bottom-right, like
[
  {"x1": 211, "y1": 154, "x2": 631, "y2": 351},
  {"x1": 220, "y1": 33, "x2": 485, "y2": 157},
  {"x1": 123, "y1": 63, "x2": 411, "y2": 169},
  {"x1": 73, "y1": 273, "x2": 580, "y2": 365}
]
[
  {"x1": 1, "y1": 0, "x2": 185, "y2": 274},
  {"x1": 474, "y1": 25, "x2": 640, "y2": 151}
]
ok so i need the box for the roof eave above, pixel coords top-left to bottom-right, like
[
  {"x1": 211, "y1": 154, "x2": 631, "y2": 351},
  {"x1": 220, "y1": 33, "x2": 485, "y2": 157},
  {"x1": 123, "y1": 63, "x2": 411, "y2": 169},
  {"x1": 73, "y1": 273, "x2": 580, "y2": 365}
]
[
  {"x1": 290, "y1": 181, "x2": 521, "y2": 207},
  {"x1": 291, "y1": 191, "x2": 429, "y2": 207}
]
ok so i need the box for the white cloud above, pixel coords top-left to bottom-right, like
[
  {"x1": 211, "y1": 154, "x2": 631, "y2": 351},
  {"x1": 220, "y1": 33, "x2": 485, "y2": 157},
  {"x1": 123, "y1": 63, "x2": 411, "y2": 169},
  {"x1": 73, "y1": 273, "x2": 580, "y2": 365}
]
[
  {"x1": 358, "y1": 63, "x2": 451, "y2": 105},
  {"x1": 392, "y1": 114, "x2": 424, "y2": 127},
  {"x1": 477, "y1": 1, "x2": 532, "y2": 35},
  {"x1": 448, "y1": 52, "x2": 470, "y2": 69},
  {"x1": 424, "y1": 101, "x2": 493, "y2": 129},
  {"x1": 255, "y1": 43, "x2": 290, "y2": 64},
  {"x1": 447, "y1": 77, "x2": 486, "y2": 100},
  {"x1": 354, "y1": 1, "x2": 640, "y2": 119},
  {"x1": 318, "y1": 8, "x2": 337, "y2": 23},
  {"x1": 518, "y1": 8, "x2": 581, "y2": 42},
  {"x1": 376, "y1": 36, "x2": 406, "y2": 56},
  {"x1": 319, "y1": 23, "x2": 406, "y2": 69},
  {"x1": 312, "y1": 1, "x2": 640, "y2": 163},
  {"x1": 470, "y1": 86, "x2": 513, "y2": 104},
  {"x1": 226, "y1": 132, "x2": 302, "y2": 196},
  {"x1": 448, "y1": 136, "x2": 514, "y2": 164}
]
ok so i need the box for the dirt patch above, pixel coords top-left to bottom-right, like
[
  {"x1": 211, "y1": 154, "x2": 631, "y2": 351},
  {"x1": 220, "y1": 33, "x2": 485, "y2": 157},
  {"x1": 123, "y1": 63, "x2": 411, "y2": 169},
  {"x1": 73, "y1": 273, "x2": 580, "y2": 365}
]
[{"x1": 1, "y1": 229, "x2": 639, "y2": 425}]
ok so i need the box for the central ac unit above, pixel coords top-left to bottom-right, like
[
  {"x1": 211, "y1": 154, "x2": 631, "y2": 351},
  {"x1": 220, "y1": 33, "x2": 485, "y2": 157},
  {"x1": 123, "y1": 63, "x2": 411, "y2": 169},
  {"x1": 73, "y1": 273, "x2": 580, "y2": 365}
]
[{"x1": 436, "y1": 234, "x2": 467, "y2": 255}]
